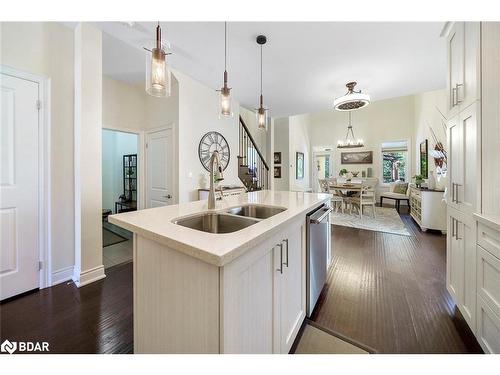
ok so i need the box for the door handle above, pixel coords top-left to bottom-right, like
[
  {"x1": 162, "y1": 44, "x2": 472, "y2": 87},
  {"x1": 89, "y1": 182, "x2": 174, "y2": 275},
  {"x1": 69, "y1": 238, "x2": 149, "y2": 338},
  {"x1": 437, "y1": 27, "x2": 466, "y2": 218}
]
[
  {"x1": 282, "y1": 239, "x2": 289, "y2": 268},
  {"x1": 163, "y1": 194, "x2": 172, "y2": 199},
  {"x1": 277, "y1": 243, "x2": 283, "y2": 274}
]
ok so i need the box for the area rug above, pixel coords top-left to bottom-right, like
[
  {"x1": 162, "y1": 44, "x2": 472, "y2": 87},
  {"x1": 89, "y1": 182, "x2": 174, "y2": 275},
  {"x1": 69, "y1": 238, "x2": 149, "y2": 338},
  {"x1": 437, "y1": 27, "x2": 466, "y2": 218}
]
[
  {"x1": 330, "y1": 206, "x2": 411, "y2": 236},
  {"x1": 103, "y1": 227, "x2": 127, "y2": 247},
  {"x1": 294, "y1": 323, "x2": 371, "y2": 354}
]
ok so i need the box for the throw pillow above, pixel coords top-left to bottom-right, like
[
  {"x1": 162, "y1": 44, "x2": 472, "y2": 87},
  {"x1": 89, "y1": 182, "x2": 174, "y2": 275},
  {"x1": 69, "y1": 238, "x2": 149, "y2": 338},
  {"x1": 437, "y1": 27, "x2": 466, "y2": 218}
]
[{"x1": 393, "y1": 183, "x2": 408, "y2": 194}]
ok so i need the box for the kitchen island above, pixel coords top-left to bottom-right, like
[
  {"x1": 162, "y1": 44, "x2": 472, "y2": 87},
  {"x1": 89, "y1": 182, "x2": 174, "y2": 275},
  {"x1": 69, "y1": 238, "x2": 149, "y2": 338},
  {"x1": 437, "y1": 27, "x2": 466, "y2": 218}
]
[{"x1": 109, "y1": 190, "x2": 330, "y2": 353}]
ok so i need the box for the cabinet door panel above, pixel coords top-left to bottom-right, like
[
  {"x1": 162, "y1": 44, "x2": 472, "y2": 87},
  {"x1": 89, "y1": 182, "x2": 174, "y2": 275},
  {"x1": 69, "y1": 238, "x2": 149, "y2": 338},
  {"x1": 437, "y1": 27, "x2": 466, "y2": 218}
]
[
  {"x1": 459, "y1": 106, "x2": 478, "y2": 214},
  {"x1": 462, "y1": 22, "x2": 480, "y2": 107},
  {"x1": 447, "y1": 115, "x2": 462, "y2": 210},
  {"x1": 278, "y1": 226, "x2": 306, "y2": 354},
  {"x1": 222, "y1": 244, "x2": 275, "y2": 353},
  {"x1": 460, "y1": 219, "x2": 476, "y2": 330},
  {"x1": 477, "y1": 295, "x2": 500, "y2": 354},
  {"x1": 447, "y1": 214, "x2": 463, "y2": 302},
  {"x1": 447, "y1": 22, "x2": 464, "y2": 117}
]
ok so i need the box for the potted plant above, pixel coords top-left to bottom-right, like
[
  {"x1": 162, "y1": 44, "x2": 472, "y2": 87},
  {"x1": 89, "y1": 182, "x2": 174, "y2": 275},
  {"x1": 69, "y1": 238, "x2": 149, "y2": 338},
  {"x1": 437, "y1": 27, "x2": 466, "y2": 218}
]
[
  {"x1": 413, "y1": 174, "x2": 424, "y2": 188},
  {"x1": 339, "y1": 168, "x2": 348, "y2": 177}
]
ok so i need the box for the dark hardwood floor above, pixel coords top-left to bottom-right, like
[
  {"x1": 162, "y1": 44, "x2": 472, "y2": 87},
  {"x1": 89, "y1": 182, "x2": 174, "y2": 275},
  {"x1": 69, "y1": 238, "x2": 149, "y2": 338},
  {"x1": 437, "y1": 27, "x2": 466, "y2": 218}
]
[
  {"x1": 311, "y1": 207, "x2": 483, "y2": 354},
  {"x1": 0, "y1": 261, "x2": 133, "y2": 353},
  {"x1": 0, "y1": 208, "x2": 481, "y2": 354}
]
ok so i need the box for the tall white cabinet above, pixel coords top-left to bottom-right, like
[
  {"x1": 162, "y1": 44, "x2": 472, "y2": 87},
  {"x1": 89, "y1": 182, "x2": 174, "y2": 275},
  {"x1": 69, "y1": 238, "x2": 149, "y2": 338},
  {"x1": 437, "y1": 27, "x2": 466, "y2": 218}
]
[{"x1": 445, "y1": 22, "x2": 500, "y2": 353}]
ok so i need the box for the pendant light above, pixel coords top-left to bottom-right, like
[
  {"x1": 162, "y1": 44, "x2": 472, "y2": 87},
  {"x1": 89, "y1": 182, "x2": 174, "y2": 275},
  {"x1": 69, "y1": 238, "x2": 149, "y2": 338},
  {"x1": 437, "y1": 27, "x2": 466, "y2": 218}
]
[
  {"x1": 256, "y1": 35, "x2": 268, "y2": 130},
  {"x1": 144, "y1": 22, "x2": 172, "y2": 98},
  {"x1": 337, "y1": 111, "x2": 364, "y2": 148},
  {"x1": 217, "y1": 22, "x2": 233, "y2": 118},
  {"x1": 333, "y1": 81, "x2": 370, "y2": 111}
]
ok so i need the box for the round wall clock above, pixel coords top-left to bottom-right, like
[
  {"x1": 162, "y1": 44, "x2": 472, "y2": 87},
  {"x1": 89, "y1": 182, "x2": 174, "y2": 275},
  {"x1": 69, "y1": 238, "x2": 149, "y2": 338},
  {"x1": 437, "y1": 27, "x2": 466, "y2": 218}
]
[{"x1": 198, "y1": 131, "x2": 231, "y2": 172}]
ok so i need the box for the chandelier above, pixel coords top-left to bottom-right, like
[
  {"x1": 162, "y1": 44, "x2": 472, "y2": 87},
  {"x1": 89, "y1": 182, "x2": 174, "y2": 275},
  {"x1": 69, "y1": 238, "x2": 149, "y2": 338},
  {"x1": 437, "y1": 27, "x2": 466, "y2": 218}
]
[{"x1": 337, "y1": 111, "x2": 364, "y2": 148}]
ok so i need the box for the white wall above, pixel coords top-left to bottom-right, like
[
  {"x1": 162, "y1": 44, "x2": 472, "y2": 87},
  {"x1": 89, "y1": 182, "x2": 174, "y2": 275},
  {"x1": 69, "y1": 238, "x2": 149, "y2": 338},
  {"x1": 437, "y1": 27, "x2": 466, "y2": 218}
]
[
  {"x1": 102, "y1": 75, "x2": 179, "y2": 131},
  {"x1": 175, "y1": 69, "x2": 241, "y2": 202},
  {"x1": 1, "y1": 22, "x2": 75, "y2": 277},
  {"x1": 102, "y1": 130, "x2": 138, "y2": 213},
  {"x1": 306, "y1": 95, "x2": 415, "y2": 188},
  {"x1": 102, "y1": 76, "x2": 146, "y2": 130},
  {"x1": 413, "y1": 89, "x2": 447, "y2": 177},
  {"x1": 73, "y1": 23, "x2": 104, "y2": 286},
  {"x1": 289, "y1": 113, "x2": 311, "y2": 191},
  {"x1": 273, "y1": 117, "x2": 290, "y2": 191}
]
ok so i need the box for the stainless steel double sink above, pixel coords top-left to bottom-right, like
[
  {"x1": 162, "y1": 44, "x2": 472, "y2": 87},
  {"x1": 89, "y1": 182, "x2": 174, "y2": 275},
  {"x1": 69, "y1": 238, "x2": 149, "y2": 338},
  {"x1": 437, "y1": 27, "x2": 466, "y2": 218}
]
[{"x1": 173, "y1": 204, "x2": 287, "y2": 234}]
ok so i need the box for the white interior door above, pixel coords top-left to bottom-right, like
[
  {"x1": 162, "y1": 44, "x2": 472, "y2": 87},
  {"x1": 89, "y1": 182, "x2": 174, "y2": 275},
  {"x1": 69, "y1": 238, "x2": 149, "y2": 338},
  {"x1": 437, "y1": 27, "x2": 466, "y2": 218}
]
[
  {"x1": 0, "y1": 73, "x2": 40, "y2": 300},
  {"x1": 146, "y1": 128, "x2": 173, "y2": 208}
]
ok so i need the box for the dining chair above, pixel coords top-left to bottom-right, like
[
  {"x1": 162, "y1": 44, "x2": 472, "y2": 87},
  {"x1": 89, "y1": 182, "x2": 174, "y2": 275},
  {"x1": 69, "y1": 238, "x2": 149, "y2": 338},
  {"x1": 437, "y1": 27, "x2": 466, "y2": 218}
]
[
  {"x1": 322, "y1": 178, "x2": 343, "y2": 213},
  {"x1": 350, "y1": 184, "x2": 376, "y2": 219}
]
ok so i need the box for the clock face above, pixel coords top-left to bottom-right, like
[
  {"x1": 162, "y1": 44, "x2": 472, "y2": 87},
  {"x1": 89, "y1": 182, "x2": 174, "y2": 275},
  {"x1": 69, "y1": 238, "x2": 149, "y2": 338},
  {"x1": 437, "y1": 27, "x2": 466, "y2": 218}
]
[{"x1": 198, "y1": 131, "x2": 231, "y2": 172}]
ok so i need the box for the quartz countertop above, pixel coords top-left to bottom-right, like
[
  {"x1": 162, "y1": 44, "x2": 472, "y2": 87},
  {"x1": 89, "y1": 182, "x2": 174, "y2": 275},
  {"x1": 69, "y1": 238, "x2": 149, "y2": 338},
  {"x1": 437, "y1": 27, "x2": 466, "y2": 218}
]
[{"x1": 109, "y1": 190, "x2": 330, "y2": 266}]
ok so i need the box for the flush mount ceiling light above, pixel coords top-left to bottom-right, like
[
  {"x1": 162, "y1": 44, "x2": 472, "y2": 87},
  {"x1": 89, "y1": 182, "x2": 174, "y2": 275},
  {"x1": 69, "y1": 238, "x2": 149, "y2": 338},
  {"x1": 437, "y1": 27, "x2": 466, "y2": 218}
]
[
  {"x1": 337, "y1": 111, "x2": 364, "y2": 149},
  {"x1": 333, "y1": 81, "x2": 370, "y2": 111},
  {"x1": 255, "y1": 35, "x2": 269, "y2": 130},
  {"x1": 144, "y1": 22, "x2": 172, "y2": 98},
  {"x1": 217, "y1": 22, "x2": 233, "y2": 118}
]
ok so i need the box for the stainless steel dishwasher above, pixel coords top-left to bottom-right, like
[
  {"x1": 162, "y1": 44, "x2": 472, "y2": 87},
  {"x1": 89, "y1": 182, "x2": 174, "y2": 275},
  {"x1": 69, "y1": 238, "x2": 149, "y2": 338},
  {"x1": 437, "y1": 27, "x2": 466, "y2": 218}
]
[{"x1": 306, "y1": 204, "x2": 332, "y2": 317}]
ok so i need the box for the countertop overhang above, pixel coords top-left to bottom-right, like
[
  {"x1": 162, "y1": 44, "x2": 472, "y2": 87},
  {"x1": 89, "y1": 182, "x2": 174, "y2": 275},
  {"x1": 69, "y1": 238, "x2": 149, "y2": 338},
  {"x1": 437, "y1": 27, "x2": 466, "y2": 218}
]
[{"x1": 109, "y1": 190, "x2": 331, "y2": 266}]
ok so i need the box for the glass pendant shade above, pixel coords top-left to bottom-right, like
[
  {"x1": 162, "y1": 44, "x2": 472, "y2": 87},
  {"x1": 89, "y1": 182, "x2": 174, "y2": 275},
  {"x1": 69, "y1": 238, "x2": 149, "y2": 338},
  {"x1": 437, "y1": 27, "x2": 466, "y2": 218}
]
[
  {"x1": 219, "y1": 71, "x2": 233, "y2": 118},
  {"x1": 145, "y1": 24, "x2": 171, "y2": 98},
  {"x1": 256, "y1": 95, "x2": 268, "y2": 130}
]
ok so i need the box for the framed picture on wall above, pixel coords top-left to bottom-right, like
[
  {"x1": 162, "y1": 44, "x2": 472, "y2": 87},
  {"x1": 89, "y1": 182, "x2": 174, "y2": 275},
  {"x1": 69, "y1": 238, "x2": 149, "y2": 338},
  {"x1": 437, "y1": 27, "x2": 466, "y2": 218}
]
[
  {"x1": 274, "y1": 152, "x2": 282, "y2": 164},
  {"x1": 340, "y1": 151, "x2": 373, "y2": 164},
  {"x1": 420, "y1": 139, "x2": 428, "y2": 178},
  {"x1": 296, "y1": 152, "x2": 304, "y2": 179},
  {"x1": 274, "y1": 166, "x2": 281, "y2": 178}
]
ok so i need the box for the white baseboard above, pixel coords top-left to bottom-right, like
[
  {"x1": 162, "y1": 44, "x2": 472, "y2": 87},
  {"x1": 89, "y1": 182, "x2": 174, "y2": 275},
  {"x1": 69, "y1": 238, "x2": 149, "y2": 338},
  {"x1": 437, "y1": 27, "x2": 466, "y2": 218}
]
[
  {"x1": 73, "y1": 264, "x2": 106, "y2": 288},
  {"x1": 51, "y1": 266, "x2": 75, "y2": 286}
]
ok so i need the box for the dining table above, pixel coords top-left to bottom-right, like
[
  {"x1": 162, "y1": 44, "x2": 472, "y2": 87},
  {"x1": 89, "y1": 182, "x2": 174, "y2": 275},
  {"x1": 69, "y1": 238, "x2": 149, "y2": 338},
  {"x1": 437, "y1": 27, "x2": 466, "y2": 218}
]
[{"x1": 329, "y1": 183, "x2": 363, "y2": 197}]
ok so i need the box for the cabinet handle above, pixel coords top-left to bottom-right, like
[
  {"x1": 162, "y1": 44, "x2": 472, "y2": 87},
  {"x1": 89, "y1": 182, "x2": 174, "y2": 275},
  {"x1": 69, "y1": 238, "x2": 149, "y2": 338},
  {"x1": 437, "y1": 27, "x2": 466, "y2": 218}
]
[
  {"x1": 277, "y1": 243, "x2": 283, "y2": 274},
  {"x1": 455, "y1": 184, "x2": 461, "y2": 204},
  {"x1": 456, "y1": 83, "x2": 463, "y2": 104},
  {"x1": 282, "y1": 239, "x2": 289, "y2": 268},
  {"x1": 451, "y1": 217, "x2": 455, "y2": 238},
  {"x1": 452, "y1": 87, "x2": 457, "y2": 106},
  {"x1": 451, "y1": 183, "x2": 455, "y2": 203},
  {"x1": 455, "y1": 220, "x2": 462, "y2": 240}
]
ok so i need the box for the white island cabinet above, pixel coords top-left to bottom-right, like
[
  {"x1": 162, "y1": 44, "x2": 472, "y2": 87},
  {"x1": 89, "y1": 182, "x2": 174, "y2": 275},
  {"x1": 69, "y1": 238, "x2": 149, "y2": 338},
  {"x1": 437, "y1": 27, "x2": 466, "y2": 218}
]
[{"x1": 109, "y1": 190, "x2": 330, "y2": 353}]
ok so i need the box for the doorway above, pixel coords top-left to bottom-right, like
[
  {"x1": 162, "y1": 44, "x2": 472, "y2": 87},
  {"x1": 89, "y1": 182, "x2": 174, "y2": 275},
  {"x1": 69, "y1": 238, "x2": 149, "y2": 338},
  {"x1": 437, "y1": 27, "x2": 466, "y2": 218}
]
[
  {"x1": 312, "y1": 148, "x2": 334, "y2": 192},
  {"x1": 101, "y1": 129, "x2": 139, "y2": 269}
]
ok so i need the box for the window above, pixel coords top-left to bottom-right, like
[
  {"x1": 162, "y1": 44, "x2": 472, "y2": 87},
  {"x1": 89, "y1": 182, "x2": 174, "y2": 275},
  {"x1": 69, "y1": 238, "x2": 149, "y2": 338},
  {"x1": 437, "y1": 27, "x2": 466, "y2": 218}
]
[{"x1": 381, "y1": 141, "x2": 408, "y2": 184}]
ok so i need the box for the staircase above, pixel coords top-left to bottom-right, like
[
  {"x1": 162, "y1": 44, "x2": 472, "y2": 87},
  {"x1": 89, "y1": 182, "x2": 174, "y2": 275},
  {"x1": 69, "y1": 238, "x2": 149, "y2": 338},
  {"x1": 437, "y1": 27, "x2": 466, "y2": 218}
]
[{"x1": 238, "y1": 115, "x2": 269, "y2": 191}]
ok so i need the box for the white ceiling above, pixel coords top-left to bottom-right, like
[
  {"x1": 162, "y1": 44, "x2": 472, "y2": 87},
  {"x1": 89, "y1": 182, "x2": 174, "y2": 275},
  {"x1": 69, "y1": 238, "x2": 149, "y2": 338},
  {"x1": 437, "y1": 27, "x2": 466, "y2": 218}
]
[{"x1": 97, "y1": 22, "x2": 446, "y2": 118}]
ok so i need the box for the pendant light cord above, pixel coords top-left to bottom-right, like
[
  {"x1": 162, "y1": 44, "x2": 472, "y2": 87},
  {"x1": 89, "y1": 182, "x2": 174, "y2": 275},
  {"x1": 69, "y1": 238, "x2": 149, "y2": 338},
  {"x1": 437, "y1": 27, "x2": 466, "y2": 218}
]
[
  {"x1": 260, "y1": 45, "x2": 263, "y2": 95},
  {"x1": 224, "y1": 22, "x2": 227, "y2": 71}
]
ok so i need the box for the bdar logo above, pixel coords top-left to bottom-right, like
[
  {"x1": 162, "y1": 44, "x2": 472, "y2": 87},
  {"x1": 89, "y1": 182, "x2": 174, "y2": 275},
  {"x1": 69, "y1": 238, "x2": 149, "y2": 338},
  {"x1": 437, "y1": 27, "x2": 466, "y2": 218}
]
[{"x1": 1, "y1": 339, "x2": 17, "y2": 354}]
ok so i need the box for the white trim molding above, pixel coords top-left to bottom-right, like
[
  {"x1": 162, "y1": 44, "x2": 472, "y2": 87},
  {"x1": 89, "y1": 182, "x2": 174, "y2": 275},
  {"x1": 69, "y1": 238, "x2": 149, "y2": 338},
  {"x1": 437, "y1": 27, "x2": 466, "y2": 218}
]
[
  {"x1": 74, "y1": 265, "x2": 106, "y2": 288},
  {"x1": 51, "y1": 266, "x2": 74, "y2": 286}
]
